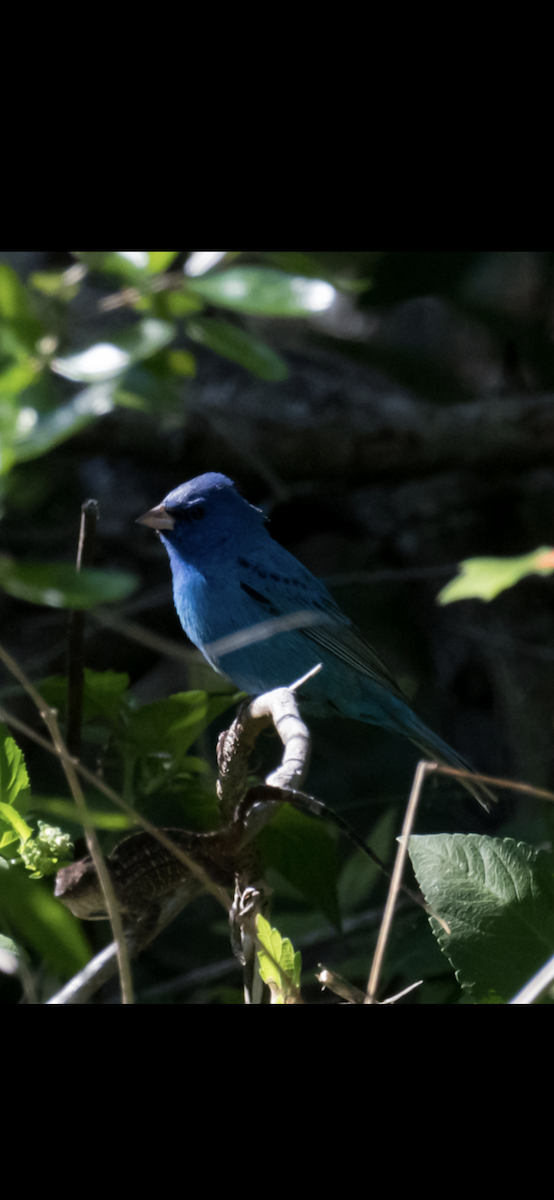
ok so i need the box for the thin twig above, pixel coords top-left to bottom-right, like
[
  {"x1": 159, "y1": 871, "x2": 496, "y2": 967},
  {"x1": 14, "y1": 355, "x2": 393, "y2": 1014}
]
[
  {"x1": 509, "y1": 951, "x2": 554, "y2": 1005},
  {"x1": 366, "y1": 760, "x2": 433, "y2": 1003},
  {"x1": 66, "y1": 499, "x2": 98, "y2": 758},
  {"x1": 436, "y1": 763, "x2": 554, "y2": 804},
  {"x1": 0, "y1": 640, "x2": 134, "y2": 1004}
]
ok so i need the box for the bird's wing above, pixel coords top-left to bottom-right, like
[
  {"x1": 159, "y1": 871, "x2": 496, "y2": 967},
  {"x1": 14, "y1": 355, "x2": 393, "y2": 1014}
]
[
  {"x1": 303, "y1": 620, "x2": 409, "y2": 702},
  {"x1": 235, "y1": 552, "x2": 409, "y2": 702}
]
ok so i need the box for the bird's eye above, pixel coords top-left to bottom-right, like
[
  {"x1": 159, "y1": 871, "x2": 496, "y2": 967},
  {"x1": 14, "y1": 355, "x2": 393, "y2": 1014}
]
[{"x1": 191, "y1": 505, "x2": 205, "y2": 521}]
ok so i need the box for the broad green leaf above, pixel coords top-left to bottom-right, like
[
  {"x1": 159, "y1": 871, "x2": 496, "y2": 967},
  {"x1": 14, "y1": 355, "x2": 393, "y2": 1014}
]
[
  {"x1": 186, "y1": 316, "x2": 288, "y2": 381},
  {"x1": 0, "y1": 865, "x2": 90, "y2": 976},
  {"x1": 39, "y1": 669, "x2": 130, "y2": 724},
  {"x1": 51, "y1": 319, "x2": 175, "y2": 382},
  {"x1": 438, "y1": 547, "x2": 554, "y2": 604},
  {"x1": 123, "y1": 690, "x2": 239, "y2": 760},
  {"x1": 256, "y1": 913, "x2": 301, "y2": 1003},
  {"x1": 0, "y1": 727, "x2": 30, "y2": 811},
  {"x1": 258, "y1": 803, "x2": 340, "y2": 929},
  {"x1": 408, "y1": 833, "x2": 554, "y2": 1001},
  {"x1": 0, "y1": 264, "x2": 43, "y2": 349},
  {"x1": 0, "y1": 357, "x2": 41, "y2": 398},
  {"x1": 74, "y1": 252, "x2": 149, "y2": 282},
  {"x1": 10, "y1": 383, "x2": 115, "y2": 465},
  {"x1": 147, "y1": 251, "x2": 179, "y2": 274},
  {"x1": 186, "y1": 266, "x2": 336, "y2": 316},
  {"x1": 0, "y1": 558, "x2": 138, "y2": 608}
]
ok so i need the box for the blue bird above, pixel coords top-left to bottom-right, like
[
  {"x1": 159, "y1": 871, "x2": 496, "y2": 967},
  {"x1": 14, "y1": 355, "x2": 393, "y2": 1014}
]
[{"x1": 138, "y1": 473, "x2": 493, "y2": 810}]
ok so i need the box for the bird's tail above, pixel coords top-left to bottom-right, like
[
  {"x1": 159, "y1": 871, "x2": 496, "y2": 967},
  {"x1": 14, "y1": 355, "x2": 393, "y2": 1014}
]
[{"x1": 408, "y1": 726, "x2": 495, "y2": 812}]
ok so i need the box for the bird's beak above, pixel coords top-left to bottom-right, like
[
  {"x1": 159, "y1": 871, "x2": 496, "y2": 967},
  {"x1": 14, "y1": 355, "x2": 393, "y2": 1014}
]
[{"x1": 136, "y1": 504, "x2": 175, "y2": 531}]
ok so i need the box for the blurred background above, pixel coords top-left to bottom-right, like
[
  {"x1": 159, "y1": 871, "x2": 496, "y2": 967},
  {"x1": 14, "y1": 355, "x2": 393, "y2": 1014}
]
[{"x1": 2, "y1": 250, "x2": 554, "y2": 1003}]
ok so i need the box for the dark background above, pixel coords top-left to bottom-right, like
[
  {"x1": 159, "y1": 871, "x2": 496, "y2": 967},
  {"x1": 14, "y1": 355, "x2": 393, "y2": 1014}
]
[{"x1": 2, "y1": 250, "x2": 554, "y2": 1002}]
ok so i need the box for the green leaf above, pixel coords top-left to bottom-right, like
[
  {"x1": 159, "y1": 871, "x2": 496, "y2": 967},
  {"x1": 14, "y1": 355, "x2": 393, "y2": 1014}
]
[
  {"x1": 39, "y1": 669, "x2": 130, "y2": 723},
  {"x1": 29, "y1": 797, "x2": 132, "y2": 830},
  {"x1": 0, "y1": 802, "x2": 33, "y2": 844},
  {"x1": 74, "y1": 251, "x2": 149, "y2": 283},
  {"x1": 437, "y1": 547, "x2": 554, "y2": 604},
  {"x1": 0, "y1": 865, "x2": 90, "y2": 976},
  {"x1": 147, "y1": 251, "x2": 179, "y2": 274},
  {"x1": 123, "y1": 690, "x2": 239, "y2": 760},
  {"x1": 408, "y1": 833, "x2": 554, "y2": 1001},
  {"x1": 256, "y1": 913, "x2": 301, "y2": 1002},
  {"x1": 0, "y1": 726, "x2": 30, "y2": 811},
  {"x1": 186, "y1": 266, "x2": 336, "y2": 316},
  {"x1": 0, "y1": 264, "x2": 43, "y2": 349},
  {"x1": 258, "y1": 803, "x2": 340, "y2": 928},
  {"x1": 186, "y1": 316, "x2": 288, "y2": 380},
  {"x1": 51, "y1": 319, "x2": 175, "y2": 382},
  {"x1": 10, "y1": 383, "x2": 116, "y2": 464},
  {"x1": 0, "y1": 558, "x2": 138, "y2": 608}
]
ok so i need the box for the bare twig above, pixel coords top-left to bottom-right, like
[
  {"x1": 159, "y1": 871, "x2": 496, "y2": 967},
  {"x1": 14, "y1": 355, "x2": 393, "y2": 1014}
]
[
  {"x1": 66, "y1": 499, "x2": 99, "y2": 758},
  {"x1": 366, "y1": 760, "x2": 435, "y2": 1003},
  {"x1": 509, "y1": 951, "x2": 554, "y2": 1005}
]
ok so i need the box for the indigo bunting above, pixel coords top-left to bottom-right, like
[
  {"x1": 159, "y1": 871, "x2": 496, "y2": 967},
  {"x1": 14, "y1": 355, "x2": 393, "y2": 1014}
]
[{"x1": 138, "y1": 473, "x2": 492, "y2": 809}]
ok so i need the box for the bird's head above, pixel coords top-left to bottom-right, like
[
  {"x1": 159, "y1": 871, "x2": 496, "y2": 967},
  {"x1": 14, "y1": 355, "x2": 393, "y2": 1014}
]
[{"x1": 137, "y1": 473, "x2": 265, "y2": 559}]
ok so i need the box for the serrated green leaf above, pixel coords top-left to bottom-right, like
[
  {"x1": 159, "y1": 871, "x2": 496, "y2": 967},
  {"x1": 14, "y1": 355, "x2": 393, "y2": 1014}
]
[
  {"x1": 0, "y1": 558, "x2": 138, "y2": 608},
  {"x1": 186, "y1": 266, "x2": 336, "y2": 316},
  {"x1": 256, "y1": 913, "x2": 301, "y2": 1002},
  {"x1": 259, "y1": 803, "x2": 340, "y2": 928},
  {"x1": 0, "y1": 865, "x2": 90, "y2": 976},
  {"x1": 408, "y1": 833, "x2": 554, "y2": 1001},
  {"x1": 186, "y1": 316, "x2": 288, "y2": 380},
  {"x1": 0, "y1": 802, "x2": 33, "y2": 843},
  {"x1": 0, "y1": 726, "x2": 30, "y2": 811},
  {"x1": 437, "y1": 547, "x2": 554, "y2": 604}
]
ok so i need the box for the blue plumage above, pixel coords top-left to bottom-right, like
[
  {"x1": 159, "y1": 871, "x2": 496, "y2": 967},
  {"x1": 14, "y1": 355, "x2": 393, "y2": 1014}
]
[{"x1": 138, "y1": 473, "x2": 492, "y2": 809}]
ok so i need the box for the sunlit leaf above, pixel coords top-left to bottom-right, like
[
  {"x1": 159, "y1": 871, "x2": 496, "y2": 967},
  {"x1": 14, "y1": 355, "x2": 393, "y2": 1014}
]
[
  {"x1": 0, "y1": 802, "x2": 32, "y2": 844},
  {"x1": 11, "y1": 383, "x2": 116, "y2": 464},
  {"x1": 256, "y1": 913, "x2": 301, "y2": 1003},
  {"x1": 0, "y1": 558, "x2": 138, "y2": 608},
  {"x1": 438, "y1": 546, "x2": 554, "y2": 604},
  {"x1": 186, "y1": 266, "x2": 336, "y2": 316},
  {"x1": 147, "y1": 251, "x2": 179, "y2": 274},
  {"x1": 0, "y1": 726, "x2": 30, "y2": 812},
  {"x1": 52, "y1": 319, "x2": 175, "y2": 382},
  {"x1": 186, "y1": 316, "x2": 288, "y2": 380}
]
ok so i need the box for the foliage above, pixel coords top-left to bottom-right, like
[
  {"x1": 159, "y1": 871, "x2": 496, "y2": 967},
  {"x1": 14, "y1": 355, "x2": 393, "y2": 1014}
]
[
  {"x1": 438, "y1": 547, "x2": 554, "y2": 604},
  {"x1": 408, "y1": 833, "x2": 554, "y2": 1002},
  {"x1": 256, "y1": 914, "x2": 301, "y2": 1004},
  {"x1": 3, "y1": 251, "x2": 554, "y2": 1002}
]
